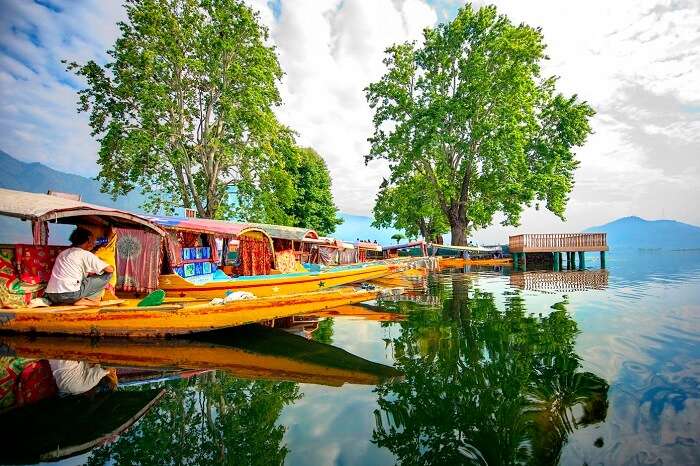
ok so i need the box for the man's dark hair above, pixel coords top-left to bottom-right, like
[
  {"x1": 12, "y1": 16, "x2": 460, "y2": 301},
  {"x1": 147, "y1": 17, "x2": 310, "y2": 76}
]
[{"x1": 69, "y1": 227, "x2": 92, "y2": 246}]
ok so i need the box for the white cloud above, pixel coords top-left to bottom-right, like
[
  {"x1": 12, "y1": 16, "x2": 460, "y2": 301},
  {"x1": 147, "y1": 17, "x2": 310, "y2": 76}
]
[{"x1": 1, "y1": 0, "x2": 699, "y2": 240}]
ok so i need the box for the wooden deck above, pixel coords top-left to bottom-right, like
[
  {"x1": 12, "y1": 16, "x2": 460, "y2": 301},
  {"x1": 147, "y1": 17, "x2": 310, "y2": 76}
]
[{"x1": 509, "y1": 233, "x2": 608, "y2": 253}]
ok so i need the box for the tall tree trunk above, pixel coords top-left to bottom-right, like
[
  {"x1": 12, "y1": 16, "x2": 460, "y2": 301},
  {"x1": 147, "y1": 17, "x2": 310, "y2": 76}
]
[{"x1": 450, "y1": 220, "x2": 468, "y2": 246}]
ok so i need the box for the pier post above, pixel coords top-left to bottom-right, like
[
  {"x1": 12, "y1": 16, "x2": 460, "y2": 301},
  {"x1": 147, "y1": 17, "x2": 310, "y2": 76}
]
[
  {"x1": 559, "y1": 252, "x2": 564, "y2": 270},
  {"x1": 600, "y1": 251, "x2": 606, "y2": 269},
  {"x1": 513, "y1": 252, "x2": 519, "y2": 271},
  {"x1": 578, "y1": 251, "x2": 586, "y2": 269},
  {"x1": 569, "y1": 252, "x2": 575, "y2": 269},
  {"x1": 522, "y1": 253, "x2": 527, "y2": 272},
  {"x1": 553, "y1": 252, "x2": 560, "y2": 271}
]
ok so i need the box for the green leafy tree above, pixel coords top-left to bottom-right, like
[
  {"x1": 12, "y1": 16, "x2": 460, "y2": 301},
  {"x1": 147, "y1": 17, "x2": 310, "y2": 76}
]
[
  {"x1": 373, "y1": 175, "x2": 448, "y2": 241},
  {"x1": 234, "y1": 145, "x2": 342, "y2": 235},
  {"x1": 365, "y1": 5, "x2": 594, "y2": 245},
  {"x1": 284, "y1": 147, "x2": 343, "y2": 236},
  {"x1": 67, "y1": 0, "x2": 288, "y2": 218},
  {"x1": 391, "y1": 232, "x2": 405, "y2": 244}
]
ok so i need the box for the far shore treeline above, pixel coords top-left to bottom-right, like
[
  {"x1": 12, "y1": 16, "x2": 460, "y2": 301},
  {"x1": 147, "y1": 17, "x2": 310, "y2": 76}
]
[{"x1": 67, "y1": 1, "x2": 593, "y2": 245}]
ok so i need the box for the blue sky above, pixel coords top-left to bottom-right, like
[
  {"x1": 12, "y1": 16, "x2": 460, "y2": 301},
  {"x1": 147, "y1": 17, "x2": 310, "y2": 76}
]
[{"x1": 1, "y1": 0, "x2": 699, "y2": 242}]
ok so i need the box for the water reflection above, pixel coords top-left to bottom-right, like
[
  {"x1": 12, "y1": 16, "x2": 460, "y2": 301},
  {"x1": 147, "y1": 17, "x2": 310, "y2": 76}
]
[
  {"x1": 1, "y1": 252, "x2": 699, "y2": 465},
  {"x1": 373, "y1": 275, "x2": 609, "y2": 465},
  {"x1": 510, "y1": 270, "x2": 609, "y2": 292}
]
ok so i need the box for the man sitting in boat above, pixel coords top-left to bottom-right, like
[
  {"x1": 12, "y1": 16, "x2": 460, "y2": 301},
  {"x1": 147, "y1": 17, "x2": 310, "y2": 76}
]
[{"x1": 44, "y1": 228, "x2": 114, "y2": 306}]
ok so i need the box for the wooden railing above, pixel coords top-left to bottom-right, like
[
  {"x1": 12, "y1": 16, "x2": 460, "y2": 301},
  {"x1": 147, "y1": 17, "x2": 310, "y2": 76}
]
[{"x1": 509, "y1": 233, "x2": 608, "y2": 252}]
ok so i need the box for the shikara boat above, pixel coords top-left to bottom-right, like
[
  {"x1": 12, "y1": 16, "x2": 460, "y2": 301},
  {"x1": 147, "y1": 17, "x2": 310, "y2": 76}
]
[
  {"x1": 439, "y1": 257, "x2": 513, "y2": 267},
  {"x1": 0, "y1": 388, "x2": 164, "y2": 464},
  {"x1": 0, "y1": 325, "x2": 401, "y2": 386},
  {"x1": 0, "y1": 286, "x2": 397, "y2": 337},
  {"x1": 146, "y1": 215, "x2": 396, "y2": 298},
  {"x1": 158, "y1": 262, "x2": 394, "y2": 299}
]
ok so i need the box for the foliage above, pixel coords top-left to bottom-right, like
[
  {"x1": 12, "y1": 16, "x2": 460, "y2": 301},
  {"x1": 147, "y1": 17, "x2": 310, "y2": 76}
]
[
  {"x1": 87, "y1": 373, "x2": 301, "y2": 465},
  {"x1": 67, "y1": 0, "x2": 288, "y2": 218},
  {"x1": 365, "y1": 4, "x2": 595, "y2": 245},
  {"x1": 373, "y1": 175, "x2": 448, "y2": 241},
  {"x1": 373, "y1": 276, "x2": 609, "y2": 465},
  {"x1": 283, "y1": 147, "x2": 343, "y2": 236},
  {"x1": 311, "y1": 317, "x2": 335, "y2": 345},
  {"x1": 391, "y1": 232, "x2": 405, "y2": 244}
]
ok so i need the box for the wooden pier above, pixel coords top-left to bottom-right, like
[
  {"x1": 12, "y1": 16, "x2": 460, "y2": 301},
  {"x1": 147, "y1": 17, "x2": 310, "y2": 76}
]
[{"x1": 509, "y1": 233, "x2": 608, "y2": 271}]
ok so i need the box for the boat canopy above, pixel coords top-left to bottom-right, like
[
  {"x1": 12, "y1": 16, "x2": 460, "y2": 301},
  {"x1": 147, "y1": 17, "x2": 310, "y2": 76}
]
[
  {"x1": 356, "y1": 241, "x2": 383, "y2": 252},
  {"x1": 428, "y1": 243, "x2": 500, "y2": 254},
  {"x1": 144, "y1": 215, "x2": 268, "y2": 240},
  {"x1": 248, "y1": 223, "x2": 319, "y2": 242},
  {"x1": 0, "y1": 188, "x2": 165, "y2": 236},
  {"x1": 382, "y1": 240, "x2": 425, "y2": 252}
]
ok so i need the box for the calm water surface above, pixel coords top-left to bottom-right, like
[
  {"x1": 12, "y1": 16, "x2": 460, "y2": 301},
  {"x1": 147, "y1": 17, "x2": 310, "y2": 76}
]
[{"x1": 2, "y1": 250, "x2": 699, "y2": 465}]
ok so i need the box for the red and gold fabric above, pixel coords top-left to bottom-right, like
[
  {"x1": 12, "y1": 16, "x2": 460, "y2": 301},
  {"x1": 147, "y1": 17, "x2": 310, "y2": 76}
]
[
  {"x1": 238, "y1": 236, "x2": 272, "y2": 276},
  {"x1": 14, "y1": 244, "x2": 65, "y2": 285}
]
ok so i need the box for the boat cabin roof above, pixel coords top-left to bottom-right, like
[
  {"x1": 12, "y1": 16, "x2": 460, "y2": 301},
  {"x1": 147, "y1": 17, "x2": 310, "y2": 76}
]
[
  {"x1": 0, "y1": 188, "x2": 165, "y2": 236},
  {"x1": 247, "y1": 223, "x2": 319, "y2": 242},
  {"x1": 144, "y1": 215, "x2": 269, "y2": 240},
  {"x1": 382, "y1": 240, "x2": 425, "y2": 252}
]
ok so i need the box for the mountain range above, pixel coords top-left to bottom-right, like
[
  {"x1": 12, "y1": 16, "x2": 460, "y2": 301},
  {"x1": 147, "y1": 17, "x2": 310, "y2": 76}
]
[
  {"x1": 1, "y1": 150, "x2": 699, "y2": 249},
  {"x1": 585, "y1": 216, "x2": 700, "y2": 249}
]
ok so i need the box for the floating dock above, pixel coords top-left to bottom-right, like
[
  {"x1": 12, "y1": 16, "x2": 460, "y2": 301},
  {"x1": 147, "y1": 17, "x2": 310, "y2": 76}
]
[{"x1": 509, "y1": 233, "x2": 608, "y2": 271}]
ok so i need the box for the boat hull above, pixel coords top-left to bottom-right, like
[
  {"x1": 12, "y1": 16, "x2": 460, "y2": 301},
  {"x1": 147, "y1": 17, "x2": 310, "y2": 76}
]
[
  {"x1": 158, "y1": 264, "x2": 392, "y2": 299},
  {"x1": 439, "y1": 257, "x2": 513, "y2": 267},
  {"x1": 0, "y1": 287, "x2": 388, "y2": 337}
]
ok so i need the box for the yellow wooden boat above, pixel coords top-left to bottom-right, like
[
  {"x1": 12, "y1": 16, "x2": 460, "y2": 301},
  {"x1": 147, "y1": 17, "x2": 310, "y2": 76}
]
[
  {"x1": 0, "y1": 325, "x2": 401, "y2": 387},
  {"x1": 158, "y1": 263, "x2": 394, "y2": 299},
  {"x1": 0, "y1": 286, "x2": 398, "y2": 337},
  {"x1": 439, "y1": 257, "x2": 513, "y2": 268}
]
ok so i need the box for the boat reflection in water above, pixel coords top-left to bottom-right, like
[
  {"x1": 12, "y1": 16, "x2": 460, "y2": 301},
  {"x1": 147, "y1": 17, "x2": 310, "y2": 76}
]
[
  {"x1": 0, "y1": 319, "x2": 400, "y2": 465},
  {"x1": 372, "y1": 274, "x2": 610, "y2": 465}
]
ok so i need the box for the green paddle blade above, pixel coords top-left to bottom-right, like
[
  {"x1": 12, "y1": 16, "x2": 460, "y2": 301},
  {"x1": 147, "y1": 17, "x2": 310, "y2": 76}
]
[{"x1": 137, "y1": 289, "x2": 166, "y2": 307}]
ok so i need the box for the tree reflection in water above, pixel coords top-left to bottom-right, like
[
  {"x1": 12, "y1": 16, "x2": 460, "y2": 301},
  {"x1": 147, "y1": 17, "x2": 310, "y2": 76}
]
[
  {"x1": 86, "y1": 374, "x2": 300, "y2": 466},
  {"x1": 373, "y1": 275, "x2": 609, "y2": 466}
]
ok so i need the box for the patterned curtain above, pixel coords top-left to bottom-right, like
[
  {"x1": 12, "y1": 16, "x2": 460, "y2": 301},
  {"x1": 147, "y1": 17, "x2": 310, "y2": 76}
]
[
  {"x1": 318, "y1": 247, "x2": 338, "y2": 265},
  {"x1": 238, "y1": 237, "x2": 272, "y2": 276},
  {"x1": 338, "y1": 249, "x2": 357, "y2": 264},
  {"x1": 205, "y1": 234, "x2": 220, "y2": 264},
  {"x1": 164, "y1": 232, "x2": 183, "y2": 268},
  {"x1": 116, "y1": 228, "x2": 162, "y2": 293}
]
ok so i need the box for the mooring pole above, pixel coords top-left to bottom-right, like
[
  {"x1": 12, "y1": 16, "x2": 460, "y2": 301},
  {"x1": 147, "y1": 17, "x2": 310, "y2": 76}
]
[{"x1": 600, "y1": 251, "x2": 606, "y2": 269}]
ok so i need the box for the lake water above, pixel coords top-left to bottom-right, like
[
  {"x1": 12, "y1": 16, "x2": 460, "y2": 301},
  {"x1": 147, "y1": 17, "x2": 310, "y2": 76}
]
[{"x1": 1, "y1": 250, "x2": 699, "y2": 465}]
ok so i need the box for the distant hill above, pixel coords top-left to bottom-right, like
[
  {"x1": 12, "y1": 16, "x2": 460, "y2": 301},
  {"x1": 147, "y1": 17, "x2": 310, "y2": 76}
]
[
  {"x1": 585, "y1": 216, "x2": 700, "y2": 249},
  {"x1": 0, "y1": 150, "x2": 143, "y2": 243}
]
